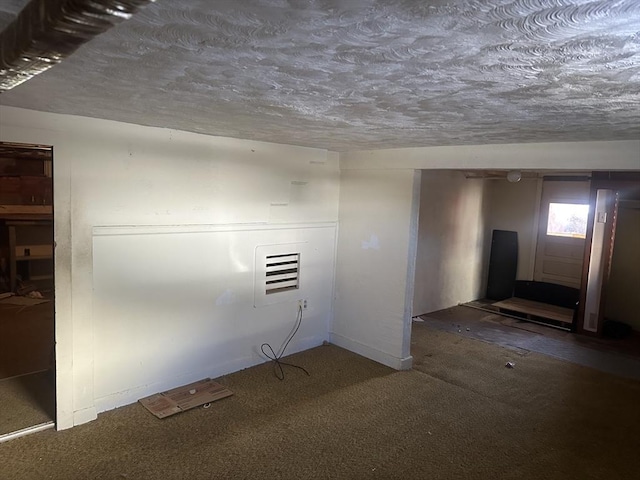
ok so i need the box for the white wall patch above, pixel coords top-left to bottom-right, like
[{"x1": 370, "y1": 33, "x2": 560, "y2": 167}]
[
  {"x1": 361, "y1": 234, "x2": 380, "y2": 250},
  {"x1": 215, "y1": 289, "x2": 236, "y2": 306}
]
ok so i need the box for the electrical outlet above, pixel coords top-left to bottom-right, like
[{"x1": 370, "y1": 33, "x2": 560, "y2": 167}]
[{"x1": 298, "y1": 299, "x2": 308, "y2": 310}]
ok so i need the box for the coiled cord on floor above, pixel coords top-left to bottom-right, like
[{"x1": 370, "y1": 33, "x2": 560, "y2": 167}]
[{"x1": 260, "y1": 305, "x2": 310, "y2": 381}]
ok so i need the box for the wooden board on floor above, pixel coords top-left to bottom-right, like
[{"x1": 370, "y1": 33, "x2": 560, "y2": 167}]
[
  {"x1": 139, "y1": 378, "x2": 233, "y2": 419},
  {"x1": 493, "y1": 297, "x2": 574, "y2": 324}
]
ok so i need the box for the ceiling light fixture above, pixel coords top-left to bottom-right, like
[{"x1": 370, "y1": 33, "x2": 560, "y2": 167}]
[
  {"x1": 506, "y1": 170, "x2": 522, "y2": 183},
  {"x1": 0, "y1": 0, "x2": 155, "y2": 92}
]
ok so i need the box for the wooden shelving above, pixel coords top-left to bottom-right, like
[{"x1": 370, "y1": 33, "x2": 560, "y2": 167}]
[
  {"x1": 0, "y1": 143, "x2": 54, "y2": 294},
  {"x1": 6, "y1": 220, "x2": 53, "y2": 292}
]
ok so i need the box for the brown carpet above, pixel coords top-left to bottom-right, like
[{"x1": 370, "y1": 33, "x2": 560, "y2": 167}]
[
  {"x1": 1, "y1": 328, "x2": 640, "y2": 479},
  {"x1": 0, "y1": 371, "x2": 55, "y2": 435},
  {"x1": 441, "y1": 303, "x2": 640, "y2": 359}
]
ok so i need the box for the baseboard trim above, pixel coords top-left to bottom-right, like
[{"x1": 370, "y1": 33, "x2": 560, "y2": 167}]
[
  {"x1": 94, "y1": 336, "x2": 325, "y2": 414},
  {"x1": 73, "y1": 406, "x2": 97, "y2": 426},
  {"x1": 398, "y1": 355, "x2": 413, "y2": 370},
  {"x1": 330, "y1": 333, "x2": 413, "y2": 370}
]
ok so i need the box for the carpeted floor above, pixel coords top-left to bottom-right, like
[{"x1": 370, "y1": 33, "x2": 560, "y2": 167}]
[
  {"x1": 1, "y1": 326, "x2": 640, "y2": 479},
  {"x1": 420, "y1": 306, "x2": 640, "y2": 380},
  {"x1": 0, "y1": 371, "x2": 55, "y2": 435},
  {"x1": 458, "y1": 301, "x2": 640, "y2": 358},
  {"x1": 0, "y1": 300, "x2": 55, "y2": 437}
]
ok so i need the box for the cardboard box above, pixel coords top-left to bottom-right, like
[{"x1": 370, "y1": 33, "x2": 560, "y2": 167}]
[{"x1": 139, "y1": 378, "x2": 233, "y2": 419}]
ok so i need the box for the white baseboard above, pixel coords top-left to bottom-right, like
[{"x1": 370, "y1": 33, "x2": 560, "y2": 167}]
[
  {"x1": 93, "y1": 336, "x2": 325, "y2": 414},
  {"x1": 73, "y1": 406, "x2": 97, "y2": 426},
  {"x1": 330, "y1": 333, "x2": 413, "y2": 370}
]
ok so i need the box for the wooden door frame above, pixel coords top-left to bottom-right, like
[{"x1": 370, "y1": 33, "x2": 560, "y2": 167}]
[
  {"x1": 0, "y1": 141, "x2": 56, "y2": 431},
  {"x1": 576, "y1": 171, "x2": 640, "y2": 335},
  {"x1": 533, "y1": 177, "x2": 590, "y2": 289}
]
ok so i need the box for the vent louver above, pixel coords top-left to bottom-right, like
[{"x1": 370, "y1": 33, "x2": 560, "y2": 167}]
[{"x1": 265, "y1": 253, "x2": 299, "y2": 295}]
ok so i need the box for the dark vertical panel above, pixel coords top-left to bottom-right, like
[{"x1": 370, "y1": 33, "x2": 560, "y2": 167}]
[{"x1": 486, "y1": 230, "x2": 518, "y2": 300}]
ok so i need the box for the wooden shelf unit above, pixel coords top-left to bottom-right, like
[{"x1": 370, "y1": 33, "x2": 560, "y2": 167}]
[{"x1": 6, "y1": 219, "x2": 53, "y2": 292}]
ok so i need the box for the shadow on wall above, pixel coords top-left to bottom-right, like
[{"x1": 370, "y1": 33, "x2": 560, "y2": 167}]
[{"x1": 413, "y1": 170, "x2": 489, "y2": 316}]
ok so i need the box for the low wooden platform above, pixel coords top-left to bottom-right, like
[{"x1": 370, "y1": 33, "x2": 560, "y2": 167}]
[{"x1": 493, "y1": 297, "x2": 574, "y2": 325}]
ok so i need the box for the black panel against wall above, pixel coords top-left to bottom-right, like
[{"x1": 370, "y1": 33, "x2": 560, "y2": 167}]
[{"x1": 486, "y1": 230, "x2": 518, "y2": 301}]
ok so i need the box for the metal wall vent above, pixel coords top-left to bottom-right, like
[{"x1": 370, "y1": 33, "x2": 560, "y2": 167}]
[{"x1": 265, "y1": 253, "x2": 299, "y2": 295}]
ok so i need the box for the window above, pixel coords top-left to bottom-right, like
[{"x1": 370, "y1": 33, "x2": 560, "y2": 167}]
[{"x1": 546, "y1": 203, "x2": 589, "y2": 239}]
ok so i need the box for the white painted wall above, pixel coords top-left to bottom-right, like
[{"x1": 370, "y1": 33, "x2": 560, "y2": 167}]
[
  {"x1": 340, "y1": 142, "x2": 637, "y2": 374},
  {"x1": 332, "y1": 169, "x2": 419, "y2": 370},
  {"x1": 0, "y1": 106, "x2": 340, "y2": 429},
  {"x1": 486, "y1": 178, "x2": 540, "y2": 280},
  {"x1": 4, "y1": 104, "x2": 637, "y2": 429},
  {"x1": 413, "y1": 171, "x2": 489, "y2": 316},
  {"x1": 92, "y1": 224, "x2": 336, "y2": 412}
]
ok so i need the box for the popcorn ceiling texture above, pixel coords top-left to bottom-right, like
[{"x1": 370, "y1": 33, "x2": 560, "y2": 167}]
[{"x1": 1, "y1": 0, "x2": 639, "y2": 150}]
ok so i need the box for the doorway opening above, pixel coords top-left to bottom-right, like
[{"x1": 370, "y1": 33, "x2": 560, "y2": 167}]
[
  {"x1": 411, "y1": 169, "x2": 639, "y2": 378},
  {"x1": 411, "y1": 170, "x2": 640, "y2": 335},
  {"x1": 0, "y1": 142, "x2": 55, "y2": 441},
  {"x1": 578, "y1": 172, "x2": 640, "y2": 337},
  {"x1": 533, "y1": 178, "x2": 590, "y2": 290}
]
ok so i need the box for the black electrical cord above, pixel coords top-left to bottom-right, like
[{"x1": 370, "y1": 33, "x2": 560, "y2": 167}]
[{"x1": 260, "y1": 305, "x2": 310, "y2": 380}]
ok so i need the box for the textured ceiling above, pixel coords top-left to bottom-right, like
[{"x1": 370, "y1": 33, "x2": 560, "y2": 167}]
[{"x1": 1, "y1": 0, "x2": 639, "y2": 151}]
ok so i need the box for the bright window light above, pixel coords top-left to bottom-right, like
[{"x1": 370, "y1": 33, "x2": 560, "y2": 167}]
[{"x1": 547, "y1": 203, "x2": 589, "y2": 238}]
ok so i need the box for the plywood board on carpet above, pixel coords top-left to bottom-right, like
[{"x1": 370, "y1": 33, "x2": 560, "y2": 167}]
[
  {"x1": 139, "y1": 378, "x2": 233, "y2": 419},
  {"x1": 493, "y1": 297, "x2": 573, "y2": 324}
]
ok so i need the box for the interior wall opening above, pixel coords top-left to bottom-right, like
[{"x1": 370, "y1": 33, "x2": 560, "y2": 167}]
[
  {"x1": 0, "y1": 141, "x2": 55, "y2": 441},
  {"x1": 412, "y1": 169, "x2": 639, "y2": 349}
]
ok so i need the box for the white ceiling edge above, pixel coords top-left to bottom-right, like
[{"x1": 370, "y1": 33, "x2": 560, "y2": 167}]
[{"x1": 339, "y1": 140, "x2": 640, "y2": 170}]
